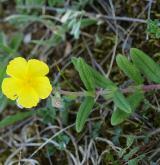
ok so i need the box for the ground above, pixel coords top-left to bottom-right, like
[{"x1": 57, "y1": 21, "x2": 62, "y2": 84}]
[{"x1": 0, "y1": 0, "x2": 160, "y2": 165}]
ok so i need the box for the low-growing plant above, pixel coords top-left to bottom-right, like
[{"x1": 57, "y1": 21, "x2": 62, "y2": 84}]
[
  {"x1": 70, "y1": 48, "x2": 152, "y2": 132},
  {"x1": 147, "y1": 19, "x2": 160, "y2": 39},
  {"x1": 1, "y1": 48, "x2": 160, "y2": 134}
]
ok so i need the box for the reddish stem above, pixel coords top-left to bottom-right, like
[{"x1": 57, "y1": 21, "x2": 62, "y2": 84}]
[
  {"x1": 59, "y1": 84, "x2": 160, "y2": 97},
  {"x1": 122, "y1": 84, "x2": 160, "y2": 93}
]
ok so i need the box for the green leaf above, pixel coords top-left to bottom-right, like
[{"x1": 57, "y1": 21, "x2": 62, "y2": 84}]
[
  {"x1": 48, "y1": 0, "x2": 64, "y2": 6},
  {"x1": 80, "y1": 18, "x2": 97, "y2": 28},
  {"x1": 0, "y1": 111, "x2": 35, "y2": 128},
  {"x1": 38, "y1": 108, "x2": 56, "y2": 125},
  {"x1": 87, "y1": 65, "x2": 115, "y2": 89},
  {"x1": 0, "y1": 32, "x2": 7, "y2": 45},
  {"x1": 131, "y1": 48, "x2": 160, "y2": 83},
  {"x1": 0, "y1": 93, "x2": 8, "y2": 113},
  {"x1": 147, "y1": 19, "x2": 160, "y2": 39},
  {"x1": 116, "y1": 54, "x2": 143, "y2": 84},
  {"x1": 25, "y1": 0, "x2": 45, "y2": 5},
  {"x1": 70, "y1": 21, "x2": 81, "y2": 39},
  {"x1": 128, "y1": 158, "x2": 138, "y2": 165},
  {"x1": 0, "y1": 56, "x2": 10, "y2": 86},
  {"x1": 72, "y1": 57, "x2": 95, "y2": 91},
  {"x1": 111, "y1": 109, "x2": 128, "y2": 126},
  {"x1": 9, "y1": 32, "x2": 23, "y2": 51},
  {"x1": 5, "y1": 14, "x2": 41, "y2": 24},
  {"x1": 72, "y1": 57, "x2": 115, "y2": 90},
  {"x1": 128, "y1": 91, "x2": 144, "y2": 109},
  {"x1": 111, "y1": 91, "x2": 144, "y2": 125},
  {"x1": 76, "y1": 97, "x2": 94, "y2": 132},
  {"x1": 113, "y1": 90, "x2": 132, "y2": 113},
  {"x1": 123, "y1": 147, "x2": 139, "y2": 161},
  {"x1": 131, "y1": 154, "x2": 145, "y2": 164},
  {"x1": 126, "y1": 135, "x2": 135, "y2": 148}
]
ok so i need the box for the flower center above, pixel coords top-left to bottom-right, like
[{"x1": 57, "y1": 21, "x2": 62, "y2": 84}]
[{"x1": 23, "y1": 76, "x2": 34, "y2": 87}]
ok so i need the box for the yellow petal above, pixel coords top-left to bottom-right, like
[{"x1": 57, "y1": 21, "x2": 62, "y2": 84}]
[
  {"x1": 2, "y1": 78, "x2": 20, "y2": 100},
  {"x1": 17, "y1": 86, "x2": 39, "y2": 108},
  {"x1": 27, "y1": 59, "x2": 49, "y2": 77},
  {"x1": 32, "y1": 77, "x2": 52, "y2": 99},
  {"x1": 6, "y1": 57, "x2": 27, "y2": 79}
]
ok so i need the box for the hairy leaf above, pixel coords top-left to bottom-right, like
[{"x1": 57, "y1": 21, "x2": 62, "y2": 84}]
[
  {"x1": 116, "y1": 54, "x2": 143, "y2": 84},
  {"x1": 87, "y1": 65, "x2": 115, "y2": 88},
  {"x1": 0, "y1": 111, "x2": 35, "y2": 128},
  {"x1": 76, "y1": 97, "x2": 94, "y2": 132},
  {"x1": 72, "y1": 57, "x2": 95, "y2": 91},
  {"x1": 9, "y1": 32, "x2": 23, "y2": 51},
  {"x1": 111, "y1": 91, "x2": 144, "y2": 125},
  {"x1": 131, "y1": 48, "x2": 160, "y2": 83},
  {"x1": 113, "y1": 90, "x2": 132, "y2": 113}
]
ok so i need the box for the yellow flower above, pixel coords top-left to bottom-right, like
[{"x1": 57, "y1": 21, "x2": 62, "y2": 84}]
[{"x1": 2, "y1": 57, "x2": 52, "y2": 108}]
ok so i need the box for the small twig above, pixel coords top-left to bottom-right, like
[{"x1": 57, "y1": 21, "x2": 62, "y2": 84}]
[
  {"x1": 122, "y1": 84, "x2": 160, "y2": 93},
  {"x1": 107, "y1": 0, "x2": 118, "y2": 77},
  {"x1": 16, "y1": 5, "x2": 147, "y2": 24},
  {"x1": 59, "y1": 90, "x2": 85, "y2": 97},
  {"x1": 146, "y1": 0, "x2": 153, "y2": 40}
]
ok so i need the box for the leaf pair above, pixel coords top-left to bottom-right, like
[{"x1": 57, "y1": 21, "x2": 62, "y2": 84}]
[
  {"x1": 72, "y1": 57, "x2": 132, "y2": 132},
  {"x1": 113, "y1": 48, "x2": 160, "y2": 125},
  {"x1": 111, "y1": 91, "x2": 144, "y2": 125},
  {"x1": 131, "y1": 48, "x2": 160, "y2": 83},
  {"x1": 117, "y1": 48, "x2": 160, "y2": 84},
  {"x1": 116, "y1": 54, "x2": 143, "y2": 85},
  {"x1": 72, "y1": 48, "x2": 160, "y2": 131}
]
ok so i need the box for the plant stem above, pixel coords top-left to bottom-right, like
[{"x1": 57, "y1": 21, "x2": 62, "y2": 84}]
[
  {"x1": 59, "y1": 90, "x2": 84, "y2": 97},
  {"x1": 122, "y1": 84, "x2": 160, "y2": 93},
  {"x1": 58, "y1": 84, "x2": 160, "y2": 97}
]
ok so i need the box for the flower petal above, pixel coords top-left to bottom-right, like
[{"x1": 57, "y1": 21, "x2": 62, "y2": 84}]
[
  {"x1": 6, "y1": 57, "x2": 27, "y2": 78},
  {"x1": 2, "y1": 78, "x2": 20, "y2": 100},
  {"x1": 32, "y1": 77, "x2": 52, "y2": 99},
  {"x1": 27, "y1": 59, "x2": 49, "y2": 77},
  {"x1": 17, "y1": 87, "x2": 39, "y2": 108}
]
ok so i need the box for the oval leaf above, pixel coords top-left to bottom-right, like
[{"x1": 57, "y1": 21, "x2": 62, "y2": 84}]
[
  {"x1": 130, "y1": 48, "x2": 160, "y2": 83},
  {"x1": 111, "y1": 91, "x2": 144, "y2": 125},
  {"x1": 113, "y1": 90, "x2": 132, "y2": 113},
  {"x1": 72, "y1": 57, "x2": 95, "y2": 91},
  {"x1": 0, "y1": 111, "x2": 35, "y2": 128},
  {"x1": 116, "y1": 54, "x2": 143, "y2": 84},
  {"x1": 111, "y1": 108, "x2": 129, "y2": 126},
  {"x1": 0, "y1": 93, "x2": 8, "y2": 113},
  {"x1": 76, "y1": 97, "x2": 94, "y2": 132},
  {"x1": 87, "y1": 65, "x2": 115, "y2": 88}
]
